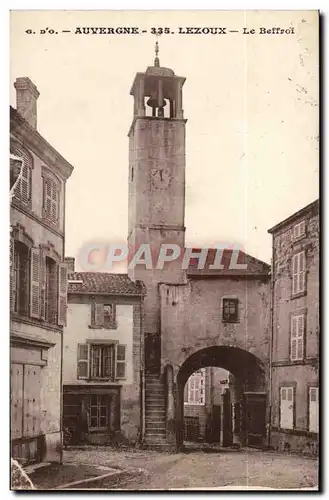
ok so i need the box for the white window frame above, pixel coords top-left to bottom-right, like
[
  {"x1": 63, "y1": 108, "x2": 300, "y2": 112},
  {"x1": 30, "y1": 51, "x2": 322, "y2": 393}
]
[
  {"x1": 280, "y1": 386, "x2": 294, "y2": 430},
  {"x1": 308, "y1": 387, "x2": 319, "y2": 433},
  {"x1": 293, "y1": 220, "x2": 306, "y2": 240},
  {"x1": 290, "y1": 314, "x2": 305, "y2": 361},
  {"x1": 88, "y1": 395, "x2": 109, "y2": 431},
  {"x1": 292, "y1": 251, "x2": 306, "y2": 295},
  {"x1": 185, "y1": 369, "x2": 205, "y2": 406}
]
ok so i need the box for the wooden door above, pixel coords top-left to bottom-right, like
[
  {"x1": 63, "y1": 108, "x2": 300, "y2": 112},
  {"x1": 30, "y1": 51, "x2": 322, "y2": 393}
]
[
  {"x1": 11, "y1": 364, "x2": 24, "y2": 439},
  {"x1": 23, "y1": 365, "x2": 41, "y2": 438},
  {"x1": 243, "y1": 392, "x2": 267, "y2": 448}
]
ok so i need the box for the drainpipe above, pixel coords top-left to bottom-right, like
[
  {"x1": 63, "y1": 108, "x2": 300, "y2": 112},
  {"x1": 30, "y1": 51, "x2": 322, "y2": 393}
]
[{"x1": 268, "y1": 235, "x2": 275, "y2": 448}]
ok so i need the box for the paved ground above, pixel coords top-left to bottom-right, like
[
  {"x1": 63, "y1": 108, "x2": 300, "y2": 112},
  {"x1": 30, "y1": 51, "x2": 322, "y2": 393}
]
[{"x1": 63, "y1": 447, "x2": 319, "y2": 490}]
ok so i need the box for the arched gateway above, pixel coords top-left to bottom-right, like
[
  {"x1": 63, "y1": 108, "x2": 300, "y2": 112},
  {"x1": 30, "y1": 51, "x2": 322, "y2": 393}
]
[
  {"x1": 175, "y1": 346, "x2": 266, "y2": 450},
  {"x1": 127, "y1": 50, "x2": 271, "y2": 450}
]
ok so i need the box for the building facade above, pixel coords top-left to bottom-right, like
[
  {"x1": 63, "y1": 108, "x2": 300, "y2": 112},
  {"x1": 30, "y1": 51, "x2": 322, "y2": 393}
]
[
  {"x1": 63, "y1": 261, "x2": 145, "y2": 445},
  {"x1": 268, "y1": 200, "x2": 319, "y2": 456},
  {"x1": 10, "y1": 77, "x2": 73, "y2": 464},
  {"x1": 184, "y1": 367, "x2": 230, "y2": 443}
]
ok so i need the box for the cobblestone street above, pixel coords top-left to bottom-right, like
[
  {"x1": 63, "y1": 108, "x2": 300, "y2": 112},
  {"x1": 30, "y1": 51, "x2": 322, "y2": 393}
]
[{"x1": 63, "y1": 447, "x2": 318, "y2": 490}]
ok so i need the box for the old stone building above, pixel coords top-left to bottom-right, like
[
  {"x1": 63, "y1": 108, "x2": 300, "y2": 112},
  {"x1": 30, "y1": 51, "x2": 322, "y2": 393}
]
[
  {"x1": 183, "y1": 367, "x2": 230, "y2": 444},
  {"x1": 127, "y1": 51, "x2": 271, "y2": 449},
  {"x1": 10, "y1": 77, "x2": 73, "y2": 463},
  {"x1": 268, "y1": 200, "x2": 319, "y2": 455},
  {"x1": 62, "y1": 259, "x2": 145, "y2": 445}
]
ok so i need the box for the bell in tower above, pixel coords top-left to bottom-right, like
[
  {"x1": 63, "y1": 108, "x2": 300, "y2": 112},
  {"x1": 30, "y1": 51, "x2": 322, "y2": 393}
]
[{"x1": 129, "y1": 40, "x2": 185, "y2": 120}]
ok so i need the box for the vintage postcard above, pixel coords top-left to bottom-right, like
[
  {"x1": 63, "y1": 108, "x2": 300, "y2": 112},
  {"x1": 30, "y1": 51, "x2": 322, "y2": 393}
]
[{"x1": 10, "y1": 10, "x2": 319, "y2": 491}]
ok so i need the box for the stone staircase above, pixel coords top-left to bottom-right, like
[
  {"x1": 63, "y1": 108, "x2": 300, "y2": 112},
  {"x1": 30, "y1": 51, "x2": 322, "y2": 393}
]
[{"x1": 143, "y1": 374, "x2": 169, "y2": 449}]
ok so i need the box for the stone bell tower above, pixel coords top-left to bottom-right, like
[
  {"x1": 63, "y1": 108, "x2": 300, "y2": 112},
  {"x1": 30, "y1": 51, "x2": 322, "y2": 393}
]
[{"x1": 128, "y1": 43, "x2": 187, "y2": 373}]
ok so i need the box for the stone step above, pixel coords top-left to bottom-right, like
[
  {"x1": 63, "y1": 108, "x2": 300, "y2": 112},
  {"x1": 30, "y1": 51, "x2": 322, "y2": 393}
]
[
  {"x1": 145, "y1": 422, "x2": 166, "y2": 430},
  {"x1": 145, "y1": 396, "x2": 165, "y2": 402},
  {"x1": 144, "y1": 434, "x2": 167, "y2": 442}
]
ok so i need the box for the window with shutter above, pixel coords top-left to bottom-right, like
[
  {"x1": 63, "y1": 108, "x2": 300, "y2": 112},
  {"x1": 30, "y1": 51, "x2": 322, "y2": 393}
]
[
  {"x1": 290, "y1": 314, "x2": 304, "y2": 361},
  {"x1": 292, "y1": 252, "x2": 306, "y2": 295},
  {"x1": 11, "y1": 145, "x2": 32, "y2": 206},
  {"x1": 293, "y1": 220, "x2": 306, "y2": 240},
  {"x1": 309, "y1": 387, "x2": 319, "y2": 433},
  {"x1": 104, "y1": 304, "x2": 117, "y2": 329},
  {"x1": 115, "y1": 345, "x2": 127, "y2": 379},
  {"x1": 77, "y1": 344, "x2": 89, "y2": 379},
  {"x1": 30, "y1": 248, "x2": 40, "y2": 318},
  {"x1": 12, "y1": 241, "x2": 30, "y2": 316},
  {"x1": 90, "y1": 344, "x2": 115, "y2": 379},
  {"x1": 58, "y1": 264, "x2": 68, "y2": 326},
  {"x1": 280, "y1": 386, "x2": 294, "y2": 429}
]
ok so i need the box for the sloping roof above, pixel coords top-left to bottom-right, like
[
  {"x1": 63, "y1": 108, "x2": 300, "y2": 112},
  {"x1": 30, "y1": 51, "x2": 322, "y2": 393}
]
[
  {"x1": 67, "y1": 272, "x2": 145, "y2": 295},
  {"x1": 268, "y1": 199, "x2": 319, "y2": 234},
  {"x1": 187, "y1": 248, "x2": 270, "y2": 278}
]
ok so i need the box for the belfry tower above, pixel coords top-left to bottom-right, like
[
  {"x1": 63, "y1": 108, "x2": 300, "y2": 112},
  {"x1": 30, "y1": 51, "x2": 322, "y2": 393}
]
[
  {"x1": 128, "y1": 44, "x2": 186, "y2": 447},
  {"x1": 128, "y1": 44, "x2": 187, "y2": 371}
]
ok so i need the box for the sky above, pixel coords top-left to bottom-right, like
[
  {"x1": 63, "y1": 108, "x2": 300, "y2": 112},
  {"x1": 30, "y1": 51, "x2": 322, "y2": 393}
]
[{"x1": 10, "y1": 10, "x2": 319, "y2": 268}]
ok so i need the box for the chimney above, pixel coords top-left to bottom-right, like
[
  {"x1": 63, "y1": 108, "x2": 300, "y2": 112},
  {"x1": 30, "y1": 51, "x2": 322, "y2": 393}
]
[
  {"x1": 65, "y1": 257, "x2": 75, "y2": 273},
  {"x1": 14, "y1": 77, "x2": 40, "y2": 129}
]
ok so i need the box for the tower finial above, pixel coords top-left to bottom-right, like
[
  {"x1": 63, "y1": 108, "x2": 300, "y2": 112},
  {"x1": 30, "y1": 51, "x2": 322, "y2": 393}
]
[{"x1": 154, "y1": 37, "x2": 160, "y2": 67}]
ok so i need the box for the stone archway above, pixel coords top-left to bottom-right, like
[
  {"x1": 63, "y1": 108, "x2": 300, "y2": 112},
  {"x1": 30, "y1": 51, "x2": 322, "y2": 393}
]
[{"x1": 175, "y1": 346, "x2": 266, "y2": 450}]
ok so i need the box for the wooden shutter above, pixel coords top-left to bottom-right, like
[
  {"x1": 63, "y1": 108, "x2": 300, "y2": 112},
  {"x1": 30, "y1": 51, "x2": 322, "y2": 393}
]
[
  {"x1": 115, "y1": 344, "x2": 126, "y2": 379},
  {"x1": 280, "y1": 386, "x2": 294, "y2": 429},
  {"x1": 297, "y1": 315, "x2": 304, "y2": 359},
  {"x1": 30, "y1": 248, "x2": 40, "y2": 318},
  {"x1": 309, "y1": 387, "x2": 319, "y2": 433},
  {"x1": 58, "y1": 263, "x2": 68, "y2": 326},
  {"x1": 94, "y1": 303, "x2": 104, "y2": 327},
  {"x1": 51, "y1": 186, "x2": 58, "y2": 222},
  {"x1": 39, "y1": 252, "x2": 46, "y2": 321},
  {"x1": 77, "y1": 344, "x2": 89, "y2": 379},
  {"x1": 20, "y1": 163, "x2": 30, "y2": 204},
  {"x1": 11, "y1": 364, "x2": 24, "y2": 439},
  {"x1": 291, "y1": 316, "x2": 297, "y2": 361},
  {"x1": 292, "y1": 254, "x2": 298, "y2": 294},
  {"x1": 299, "y1": 252, "x2": 305, "y2": 292},
  {"x1": 10, "y1": 238, "x2": 16, "y2": 312},
  {"x1": 44, "y1": 178, "x2": 52, "y2": 218}
]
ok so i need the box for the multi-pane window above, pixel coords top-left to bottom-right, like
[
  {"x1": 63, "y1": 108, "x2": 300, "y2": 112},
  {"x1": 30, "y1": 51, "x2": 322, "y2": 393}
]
[
  {"x1": 89, "y1": 395, "x2": 109, "y2": 430},
  {"x1": 43, "y1": 175, "x2": 59, "y2": 225},
  {"x1": 309, "y1": 387, "x2": 319, "y2": 433},
  {"x1": 222, "y1": 298, "x2": 239, "y2": 322},
  {"x1": 12, "y1": 241, "x2": 30, "y2": 316},
  {"x1": 290, "y1": 314, "x2": 305, "y2": 361},
  {"x1": 91, "y1": 345, "x2": 114, "y2": 379},
  {"x1": 185, "y1": 369, "x2": 205, "y2": 405},
  {"x1": 280, "y1": 386, "x2": 294, "y2": 429},
  {"x1": 77, "y1": 343, "x2": 126, "y2": 380},
  {"x1": 91, "y1": 302, "x2": 117, "y2": 329},
  {"x1": 293, "y1": 220, "x2": 306, "y2": 240},
  {"x1": 292, "y1": 251, "x2": 306, "y2": 295}
]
